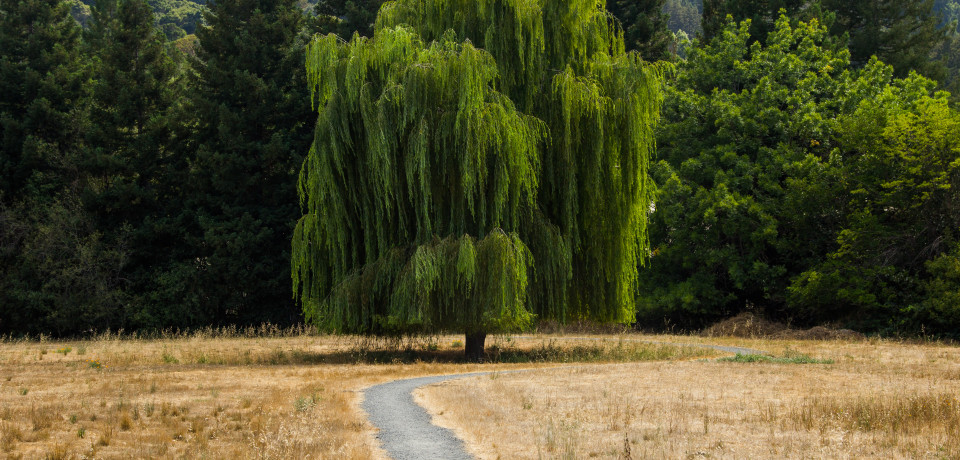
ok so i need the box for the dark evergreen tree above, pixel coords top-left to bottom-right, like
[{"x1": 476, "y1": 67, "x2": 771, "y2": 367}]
[
  {"x1": 607, "y1": 0, "x2": 672, "y2": 61},
  {"x1": 185, "y1": 0, "x2": 314, "y2": 325},
  {"x1": 0, "y1": 0, "x2": 136, "y2": 336},
  {"x1": 312, "y1": 0, "x2": 384, "y2": 38},
  {"x1": 931, "y1": 0, "x2": 960, "y2": 100},
  {"x1": 664, "y1": 0, "x2": 702, "y2": 35},
  {"x1": 0, "y1": 0, "x2": 86, "y2": 203},
  {"x1": 82, "y1": 0, "x2": 187, "y2": 329},
  {"x1": 821, "y1": 0, "x2": 946, "y2": 78},
  {"x1": 701, "y1": 0, "x2": 804, "y2": 42}
]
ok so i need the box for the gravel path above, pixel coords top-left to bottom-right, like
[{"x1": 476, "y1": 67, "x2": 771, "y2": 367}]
[
  {"x1": 363, "y1": 372, "x2": 491, "y2": 460},
  {"x1": 362, "y1": 337, "x2": 765, "y2": 460}
]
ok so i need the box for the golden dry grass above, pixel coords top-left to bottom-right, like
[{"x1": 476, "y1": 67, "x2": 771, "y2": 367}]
[
  {"x1": 0, "y1": 330, "x2": 712, "y2": 459},
  {"x1": 0, "y1": 332, "x2": 481, "y2": 459},
  {"x1": 419, "y1": 336, "x2": 960, "y2": 460},
  {"x1": 5, "y1": 330, "x2": 955, "y2": 460}
]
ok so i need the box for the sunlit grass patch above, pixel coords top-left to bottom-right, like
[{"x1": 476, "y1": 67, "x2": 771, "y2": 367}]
[
  {"x1": 419, "y1": 338, "x2": 960, "y2": 460},
  {"x1": 490, "y1": 341, "x2": 716, "y2": 363},
  {"x1": 787, "y1": 393, "x2": 960, "y2": 433}
]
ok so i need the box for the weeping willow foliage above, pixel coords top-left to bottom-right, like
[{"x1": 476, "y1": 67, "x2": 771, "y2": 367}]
[{"x1": 293, "y1": 0, "x2": 665, "y2": 335}]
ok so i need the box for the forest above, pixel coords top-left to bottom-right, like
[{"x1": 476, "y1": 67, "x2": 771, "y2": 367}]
[{"x1": 2, "y1": 0, "x2": 960, "y2": 339}]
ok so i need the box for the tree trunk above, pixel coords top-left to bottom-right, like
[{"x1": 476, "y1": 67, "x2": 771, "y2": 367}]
[{"x1": 464, "y1": 332, "x2": 486, "y2": 362}]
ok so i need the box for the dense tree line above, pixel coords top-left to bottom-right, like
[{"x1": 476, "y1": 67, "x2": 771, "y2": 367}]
[
  {"x1": 1, "y1": 0, "x2": 310, "y2": 335},
  {"x1": 1, "y1": 0, "x2": 959, "y2": 338},
  {"x1": 642, "y1": 13, "x2": 960, "y2": 337}
]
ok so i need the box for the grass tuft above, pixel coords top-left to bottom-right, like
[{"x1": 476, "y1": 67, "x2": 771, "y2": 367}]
[
  {"x1": 789, "y1": 393, "x2": 960, "y2": 433},
  {"x1": 718, "y1": 352, "x2": 834, "y2": 364}
]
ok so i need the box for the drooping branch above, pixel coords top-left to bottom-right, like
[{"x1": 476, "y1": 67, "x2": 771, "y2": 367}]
[{"x1": 294, "y1": 0, "x2": 665, "y2": 337}]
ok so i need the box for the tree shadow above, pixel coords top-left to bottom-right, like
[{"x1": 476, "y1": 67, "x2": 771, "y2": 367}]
[{"x1": 238, "y1": 340, "x2": 712, "y2": 366}]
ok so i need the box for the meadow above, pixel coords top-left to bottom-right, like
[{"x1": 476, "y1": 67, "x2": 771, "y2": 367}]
[
  {"x1": 1, "y1": 327, "x2": 957, "y2": 459},
  {"x1": 0, "y1": 328, "x2": 708, "y2": 459},
  {"x1": 420, "y1": 337, "x2": 960, "y2": 459}
]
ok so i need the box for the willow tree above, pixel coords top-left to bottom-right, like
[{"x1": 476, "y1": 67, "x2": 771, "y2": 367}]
[{"x1": 293, "y1": 0, "x2": 665, "y2": 360}]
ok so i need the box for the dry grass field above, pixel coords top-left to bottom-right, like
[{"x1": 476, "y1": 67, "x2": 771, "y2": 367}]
[
  {"x1": 0, "y1": 328, "x2": 713, "y2": 459},
  {"x1": 419, "y1": 336, "x2": 960, "y2": 459},
  {"x1": 3, "y1": 327, "x2": 957, "y2": 460}
]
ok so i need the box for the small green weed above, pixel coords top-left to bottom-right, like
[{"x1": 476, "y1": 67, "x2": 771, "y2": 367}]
[
  {"x1": 719, "y1": 353, "x2": 834, "y2": 364},
  {"x1": 161, "y1": 353, "x2": 178, "y2": 364},
  {"x1": 18, "y1": 388, "x2": 28, "y2": 396},
  {"x1": 294, "y1": 394, "x2": 319, "y2": 413},
  {"x1": 87, "y1": 359, "x2": 105, "y2": 369}
]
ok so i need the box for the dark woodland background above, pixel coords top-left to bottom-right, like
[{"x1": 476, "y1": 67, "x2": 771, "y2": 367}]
[{"x1": 2, "y1": 0, "x2": 960, "y2": 337}]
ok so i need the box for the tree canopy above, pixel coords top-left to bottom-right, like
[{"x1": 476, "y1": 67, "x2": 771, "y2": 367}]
[
  {"x1": 607, "y1": 0, "x2": 672, "y2": 61},
  {"x1": 643, "y1": 13, "x2": 960, "y2": 336},
  {"x1": 821, "y1": 0, "x2": 946, "y2": 78},
  {"x1": 293, "y1": 0, "x2": 665, "y2": 355},
  {"x1": 182, "y1": 0, "x2": 314, "y2": 326},
  {"x1": 701, "y1": 0, "x2": 805, "y2": 42},
  {"x1": 312, "y1": 0, "x2": 384, "y2": 38}
]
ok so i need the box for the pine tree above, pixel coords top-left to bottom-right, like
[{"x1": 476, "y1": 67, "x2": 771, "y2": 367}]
[
  {"x1": 932, "y1": 1, "x2": 960, "y2": 99},
  {"x1": 293, "y1": 0, "x2": 665, "y2": 359},
  {"x1": 0, "y1": 0, "x2": 86, "y2": 203},
  {"x1": 313, "y1": 0, "x2": 384, "y2": 38},
  {"x1": 664, "y1": 0, "x2": 702, "y2": 35},
  {"x1": 701, "y1": 0, "x2": 805, "y2": 42},
  {"x1": 185, "y1": 0, "x2": 315, "y2": 326},
  {"x1": 82, "y1": 0, "x2": 186, "y2": 328},
  {"x1": 84, "y1": 0, "x2": 179, "y2": 229},
  {"x1": 0, "y1": 0, "x2": 139, "y2": 335},
  {"x1": 821, "y1": 0, "x2": 946, "y2": 78},
  {"x1": 607, "y1": 0, "x2": 672, "y2": 61}
]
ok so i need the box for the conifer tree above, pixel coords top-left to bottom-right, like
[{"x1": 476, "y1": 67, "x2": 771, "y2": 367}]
[
  {"x1": 313, "y1": 0, "x2": 384, "y2": 38},
  {"x1": 664, "y1": 0, "x2": 703, "y2": 35},
  {"x1": 186, "y1": 0, "x2": 315, "y2": 325},
  {"x1": 0, "y1": 0, "x2": 86, "y2": 203},
  {"x1": 293, "y1": 0, "x2": 665, "y2": 359},
  {"x1": 0, "y1": 0, "x2": 136, "y2": 335},
  {"x1": 701, "y1": 0, "x2": 804, "y2": 42},
  {"x1": 82, "y1": 0, "x2": 185, "y2": 328},
  {"x1": 607, "y1": 0, "x2": 672, "y2": 61},
  {"x1": 821, "y1": 0, "x2": 946, "y2": 78}
]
